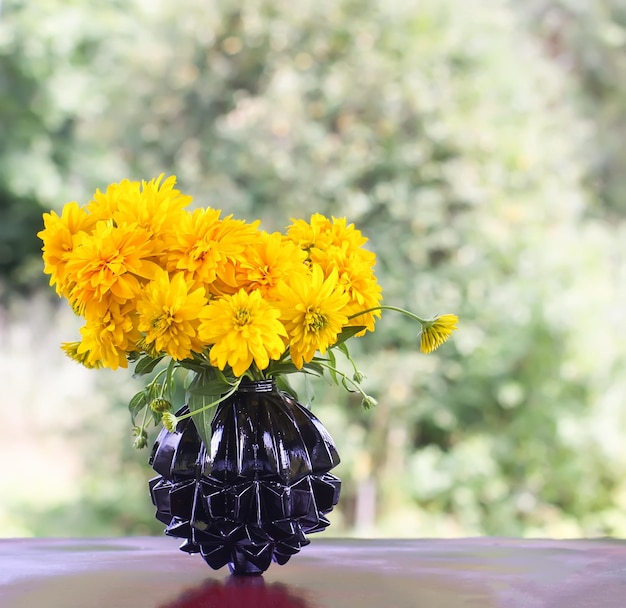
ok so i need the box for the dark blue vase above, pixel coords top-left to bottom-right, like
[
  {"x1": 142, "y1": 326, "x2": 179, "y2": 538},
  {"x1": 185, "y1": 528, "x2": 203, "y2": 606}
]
[{"x1": 148, "y1": 379, "x2": 341, "y2": 575}]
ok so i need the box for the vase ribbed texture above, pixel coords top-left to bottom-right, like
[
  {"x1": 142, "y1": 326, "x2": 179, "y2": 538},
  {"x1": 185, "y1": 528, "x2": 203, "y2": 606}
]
[{"x1": 148, "y1": 381, "x2": 341, "y2": 574}]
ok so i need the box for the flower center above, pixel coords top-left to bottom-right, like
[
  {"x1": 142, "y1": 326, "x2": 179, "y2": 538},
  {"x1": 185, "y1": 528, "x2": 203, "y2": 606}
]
[
  {"x1": 306, "y1": 309, "x2": 327, "y2": 333},
  {"x1": 152, "y1": 309, "x2": 174, "y2": 333},
  {"x1": 234, "y1": 307, "x2": 251, "y2": 326}
]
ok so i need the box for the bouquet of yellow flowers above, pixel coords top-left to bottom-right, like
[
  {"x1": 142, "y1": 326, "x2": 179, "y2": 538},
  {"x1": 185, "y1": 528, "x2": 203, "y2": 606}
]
[{"x1": 37, "y1": 174, "x2": 457, "y2": 449}]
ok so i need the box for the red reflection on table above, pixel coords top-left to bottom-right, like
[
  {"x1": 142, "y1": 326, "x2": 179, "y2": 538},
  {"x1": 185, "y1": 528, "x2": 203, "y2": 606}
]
[{"x1": 159, "y1": 576, "x2": 311, "y2": 608}]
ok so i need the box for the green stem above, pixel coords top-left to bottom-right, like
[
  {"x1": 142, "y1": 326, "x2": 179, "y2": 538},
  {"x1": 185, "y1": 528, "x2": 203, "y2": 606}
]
[
  {"x1": 338, "y1": 344, "x2": 362, "y2": 379},
  {"x1": 148, "y1": 366, "x2": 169, "y2": 393},
  {"x1": 140, "y1": 396, "x2": 149, "y2": 429},
  {"x1": 162, "y1": 358, "x2": 177, "y2": 398},
  {"x1": 348, "y1": 305, "x2": 429, "y2": 326},
  {"x1": 317, "y1": 360, "x2": 369, "y2": 400},
  {"x1": 174, "y1": 380, "x2": 242, "y2": 422}
]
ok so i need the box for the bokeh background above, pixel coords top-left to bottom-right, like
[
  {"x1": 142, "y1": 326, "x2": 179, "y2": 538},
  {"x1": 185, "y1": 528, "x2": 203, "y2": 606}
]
[{"x1": 1, "y1": 0, "x2": 626, "y2": 539}]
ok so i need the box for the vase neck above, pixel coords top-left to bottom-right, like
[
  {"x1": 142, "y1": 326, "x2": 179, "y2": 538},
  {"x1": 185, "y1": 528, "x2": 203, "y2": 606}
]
[{"x1": 237, "y1": 379, "x2": 277, "y2": 393}]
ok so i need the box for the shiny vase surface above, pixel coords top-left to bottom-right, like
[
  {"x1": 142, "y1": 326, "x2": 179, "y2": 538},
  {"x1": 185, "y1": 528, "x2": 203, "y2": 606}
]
[{"x1": 148, "y1": 379, "x2": 341, "y2": 575}]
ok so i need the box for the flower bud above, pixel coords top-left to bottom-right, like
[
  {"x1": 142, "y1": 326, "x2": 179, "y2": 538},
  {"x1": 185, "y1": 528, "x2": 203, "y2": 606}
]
[
  {"x1": 150, "y1": 398, "x2": 172, "y2": 414},
  {"x1": 161, "y1": 412, "x2": 179, "y2": 433},
  {"x1": 361, "y1": 395, "x2": 378, "y2": 409},
  {"x1": 132, "y1": 426, "x2": 148, "y2": 449},
  {"x1": 352, "y1": 369, "x2": 365, "y2": 383}
]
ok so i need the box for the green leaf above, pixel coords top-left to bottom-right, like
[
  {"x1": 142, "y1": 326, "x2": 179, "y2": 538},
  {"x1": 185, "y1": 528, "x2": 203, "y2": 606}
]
[
  {"x1": 128, "y1": 390, "x2": 148, "y2": 426},
  {"x1": 179, "y1": 357, "x2": 210, "y2": 374},
  {"x1": 266, "y1": 361, "x2": 323, "y2": 376},
  {"x1": 147, "y1": 381, "x2": 162, "y2": 402},
  {"x1": 331, "y1": 326, "x2": 366, "y2": 348},
  {"x1": 336, "y1": 342, "x2": 350, "y2": 358},
  {"x1": 301, "y1": 360, "x2": 325, "y2": 376},
  {"x1": 188, "y1": 377, "x2": 234, "y2": 395},
  {"x1": 150, "y1": 409, "x2": 162, "y2": 426},
  {"x1": 265, "y1": 362, "x2": 300, "y2": 376},
  {"x1": 133, "y1": 355, "x2": 165, "y2": 377},
  {"x1": 185, "y1": 370, "x2": 229, "y2": 447},
  {"x1": 326, "y1": 348, "x2": 338, "y2": 385},
  {"x1": 187, "y1": 395, "x2": 219, "y2": 447}
]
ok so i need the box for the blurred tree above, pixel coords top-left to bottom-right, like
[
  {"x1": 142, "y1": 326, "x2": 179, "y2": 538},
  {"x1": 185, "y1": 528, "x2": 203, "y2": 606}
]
[
  {"x1": 0, "y1": 0, "x2": 96, "y2": 292},
  {"x1": 517, "y1": 0, "x2": 626, "y2": 218},
  {"x1": 1, "y1": 0, "x2": 625, "y2": 538}
]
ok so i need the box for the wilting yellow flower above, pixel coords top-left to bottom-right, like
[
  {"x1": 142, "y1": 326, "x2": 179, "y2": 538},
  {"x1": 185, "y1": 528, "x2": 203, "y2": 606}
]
[
  {"x1": 236, "y1": 231, "x2": 308, "y2": 300},
  {"x1": 277, "y1": 265, "x2": 350, "y2": 368},
  {"x1": 74, "y1": 301, "x2": 142, "y2": 370},
  {"x1": 65, "y1": 222, "x2": 159, "y2": 312},
  {"x1": 198, "y1": 289, "x2": 287, "y2": 377},
  {"x1": 38, "y1": 202, "x2": 96, "y2": 297},
  {"x1": 137, "y1": 270, "x2": 208, "y2": 360},
  {"x1": 88, "y1": 174, "x2": 191, "y2": 252},
  {"x1": 164, "y1": 208, "x2": 259, "y2": 295},
  {"x1": 419, "y1": 314, "x2": 459, "y2": 354}
]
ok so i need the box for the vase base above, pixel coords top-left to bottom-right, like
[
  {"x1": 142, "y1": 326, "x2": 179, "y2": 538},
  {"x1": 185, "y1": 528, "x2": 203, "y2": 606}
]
[{"x1": 228, "y1": 552, "x2": 265, "y2": 576}]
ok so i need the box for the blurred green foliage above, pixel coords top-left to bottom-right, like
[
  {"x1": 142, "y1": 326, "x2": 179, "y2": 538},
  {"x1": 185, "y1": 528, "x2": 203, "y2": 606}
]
[
  {"x1": 1, "y1": 0, "x2": 625, "y2": 538},
  {"x1": 519, "y1": 0, "x2": 626, "y2": 218}
]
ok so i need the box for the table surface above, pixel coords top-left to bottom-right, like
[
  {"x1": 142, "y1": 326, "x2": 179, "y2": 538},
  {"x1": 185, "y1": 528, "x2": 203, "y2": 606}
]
[{"x1": 1, "y1": 536, "x2": 625, "y2": 608}]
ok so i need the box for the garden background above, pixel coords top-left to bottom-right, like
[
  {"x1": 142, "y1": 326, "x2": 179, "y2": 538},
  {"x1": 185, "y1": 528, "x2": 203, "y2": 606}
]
[{"x1": 1, "y1": 0, "x2": 626, "y2": 539}]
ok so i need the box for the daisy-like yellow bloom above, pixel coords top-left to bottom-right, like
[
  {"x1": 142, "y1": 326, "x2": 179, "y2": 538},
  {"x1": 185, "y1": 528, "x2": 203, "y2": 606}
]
[
  {"x1": 164, "y1": 208, "x2": 260, "y2": 295},
  {"x1": 88, "y1": 174, "x2": 191, "y2": 253},
  {"x1": 137, "y1": 270, "x2": 208, "y2": 361},
  {"x1": 277, "y1": 265, "x2": 350, "y2": 369},
  {"x1": 419, "y1": 314, "x2": 459, "y2": 354},
  {"x1": 310, "y1": 244, "x2": 382, "y2": 333},
  {"x1": 286, "y1": 213, "x2": 335, "y2": 252},
  {"x1": 236, "y1": 231, "x2": 308, "y2": 300},
  {"x1": 287, "y1": 213, "x2": 375, "y2": 265},
  {"x1": 38, "y1": 201, "x2": 96, "y2": 297},
  {"x1": 87, "y1": 178, "x2": 139, "y2": 221},
  {"x1": 65, "y1": 222, "x2": 160, "y2": 312},
  {"x1": 198, "y1": 289, "x2": 287, "y2": 377},
  {"x1": 74, "y1": 301, "x2": 142, "y2": 370}
]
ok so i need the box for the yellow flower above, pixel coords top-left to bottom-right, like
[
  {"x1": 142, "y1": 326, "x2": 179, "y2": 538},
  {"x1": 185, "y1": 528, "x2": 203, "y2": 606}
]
[
  {"x1": 66, "y1": 221, "x2": 159, "y2": 312},
  {"x1": 87, "y1": 179, "x2": 139, "y2": 221},
  {"x1": 88, "y1": 174, "x2": 191, "y2": 253},
  {"x1": 164, "y1": 208, "x2": 260, "y2": 295},
  {"x1": 74, "y1": 301, "x2": 141, "y2": 369},
  {"x1": 236, "y1": 231, "x2": 308, "y2": 300},
  {"x1": 419, "y1": 314, "x2": 459, "y2": 354},
  {"x1": 61, "y1": 341, "x2": 102, "y2": 369},
  {"x1": 277, "y1": 265, "x2": 350, "y2": 369},
  {"x1": 198, "y1": 289, "x2": 287, "y2": 377},
  {"x1": 287, "y1": 214, "x2": 375, "y2": 264},
  {"x1": 310, "y1": 244, "x2": 382, "y2": 333},
  {"x1": 286, "y1": 213, "x2": 335, "y2": 252},
  {"x1": 137, "y1": 270, "x2": 208, "y2": 360},
  {"x1": 38, "y1": 202, "x2": 96, "y2": 297}
]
